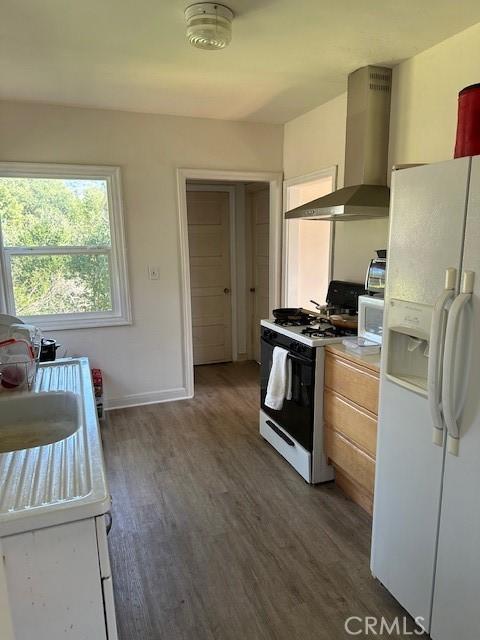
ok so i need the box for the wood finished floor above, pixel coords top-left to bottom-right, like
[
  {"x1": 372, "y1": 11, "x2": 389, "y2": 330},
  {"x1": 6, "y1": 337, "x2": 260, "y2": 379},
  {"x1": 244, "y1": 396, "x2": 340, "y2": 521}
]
[{"x1": 103, "y1": 362, "x2": 419, "y2": 639}]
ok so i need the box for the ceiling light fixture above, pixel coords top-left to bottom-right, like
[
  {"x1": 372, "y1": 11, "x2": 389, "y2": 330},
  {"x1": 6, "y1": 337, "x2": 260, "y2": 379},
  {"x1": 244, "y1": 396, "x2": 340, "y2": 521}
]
[{"x1": 185, "y1": 3, "x2": 234, "y2": 50}]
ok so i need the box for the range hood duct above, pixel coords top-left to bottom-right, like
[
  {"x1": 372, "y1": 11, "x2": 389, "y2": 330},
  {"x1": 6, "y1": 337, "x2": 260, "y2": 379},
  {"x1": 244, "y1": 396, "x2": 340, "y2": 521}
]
[{"x1": 285, "y1": 65, "x2": 392, "y2": 221}]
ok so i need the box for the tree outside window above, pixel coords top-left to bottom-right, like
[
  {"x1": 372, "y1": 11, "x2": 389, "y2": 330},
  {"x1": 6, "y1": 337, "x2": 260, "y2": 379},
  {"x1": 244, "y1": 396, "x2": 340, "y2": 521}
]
[{"x1": 0, "y1": 164, "x2": 131, "y2": 330}]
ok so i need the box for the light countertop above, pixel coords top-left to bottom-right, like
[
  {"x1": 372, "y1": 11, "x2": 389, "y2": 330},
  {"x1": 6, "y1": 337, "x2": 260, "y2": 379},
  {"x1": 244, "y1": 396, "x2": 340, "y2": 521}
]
[
  {"x1": 0, "y1": 358, "x2": 110, "y2": 538},
  {"x1": 325, "y1": 343, "x2": 381, "y2": 373}
]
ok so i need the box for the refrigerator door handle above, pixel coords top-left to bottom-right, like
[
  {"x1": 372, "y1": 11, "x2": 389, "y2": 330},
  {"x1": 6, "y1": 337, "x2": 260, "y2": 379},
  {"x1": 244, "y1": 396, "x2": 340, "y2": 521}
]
[
  {"x1": 442, "y1": 270, "x2": 474, "y2": 456},
  {"x1": 428, "y1": 268, "x2": 457, "y2": 446}
]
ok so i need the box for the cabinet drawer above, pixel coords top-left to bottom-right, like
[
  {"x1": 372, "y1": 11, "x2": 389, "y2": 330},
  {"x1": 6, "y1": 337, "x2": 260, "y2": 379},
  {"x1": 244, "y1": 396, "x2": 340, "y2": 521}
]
[
  {"x1": 335, "y1": 469, "x2": 373, "y2": 515},
  {"x1": 324, "y1": 389, "x2": 377, "y2": 458},
  {"x1": 325, "y1": 353, "x2": 379, "y2": 415},
  {"x1": 325, "y1": 427, "x2": 375, "y2": 495}
]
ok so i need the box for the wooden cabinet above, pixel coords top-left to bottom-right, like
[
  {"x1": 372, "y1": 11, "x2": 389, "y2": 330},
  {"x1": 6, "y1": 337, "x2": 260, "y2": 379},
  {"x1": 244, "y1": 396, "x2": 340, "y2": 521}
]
[
  {"x1": 324, "y1": 428, "x2": 376, "y2": 494},
  {"x1": 324, "y1": 345, "x2": 380, "y2": 514},
  {"x1": 324, "y1": 353, "x2": 379, "y2": 414},
  {"x1": 324, "y1": 389, "x2": 377, "y2": 458}
]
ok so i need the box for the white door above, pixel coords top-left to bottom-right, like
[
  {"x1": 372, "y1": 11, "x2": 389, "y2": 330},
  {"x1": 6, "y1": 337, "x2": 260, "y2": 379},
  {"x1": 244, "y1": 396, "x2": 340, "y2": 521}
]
[
  {"x1": 249, "y1": 186, "x2": 269, "y2": 363},
  {"x1": 187, "y1": 190, "x2": 232, "y2": 365},
  {"x1": 430, "y1": 155, "x2": 480, "y2": 640},
  {"x1": 371, "y1": 158, "x2": 471, "y2": 631}
]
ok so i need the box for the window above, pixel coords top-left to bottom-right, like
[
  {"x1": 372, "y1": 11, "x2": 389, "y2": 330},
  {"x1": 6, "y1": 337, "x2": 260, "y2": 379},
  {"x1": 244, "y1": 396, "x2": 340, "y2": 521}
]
[
  {"x1": 0, "y1": 163, "x2": 131, "y2": 330},
  {"x1": 283, "y1": 167, "x2": 336, "y2": 309}
]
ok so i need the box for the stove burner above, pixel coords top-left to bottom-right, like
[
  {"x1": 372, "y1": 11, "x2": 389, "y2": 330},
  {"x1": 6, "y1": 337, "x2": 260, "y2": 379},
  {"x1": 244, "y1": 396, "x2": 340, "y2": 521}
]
[
  {"x1": 272, "y1": 309, "x2": 357, "y2": 337},
  {"x1": 301, "y1": 324, "x2": 356, "y2": 338},
  {"x1": 274, "y1": 315, "x2": 318, "y2": 327},
  {"x1": 274, "y1": 319, "x2": 303, "y2": 326}
]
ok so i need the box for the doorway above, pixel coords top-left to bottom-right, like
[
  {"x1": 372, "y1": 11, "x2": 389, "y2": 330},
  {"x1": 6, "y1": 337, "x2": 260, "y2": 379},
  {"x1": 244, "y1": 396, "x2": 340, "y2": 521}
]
[
  {"x1": 186, "y1": 187, "x2": 234, "y2": 365},
  {"x1": 178, "y1": 169, "x2": 283, "y2": 397}
]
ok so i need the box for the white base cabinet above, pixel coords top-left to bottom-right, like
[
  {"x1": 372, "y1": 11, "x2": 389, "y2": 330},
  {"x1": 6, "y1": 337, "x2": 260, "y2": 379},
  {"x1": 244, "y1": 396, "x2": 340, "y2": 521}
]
[{"x1": 2, "y1": 515, "x2": 118, "y2": 640}]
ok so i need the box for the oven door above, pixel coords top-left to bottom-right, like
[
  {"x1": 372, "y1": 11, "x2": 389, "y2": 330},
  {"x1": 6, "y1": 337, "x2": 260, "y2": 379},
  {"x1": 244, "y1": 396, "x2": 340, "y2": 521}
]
[{"x1": 260, "y1": 337, "x2": 315, "y2": 451}]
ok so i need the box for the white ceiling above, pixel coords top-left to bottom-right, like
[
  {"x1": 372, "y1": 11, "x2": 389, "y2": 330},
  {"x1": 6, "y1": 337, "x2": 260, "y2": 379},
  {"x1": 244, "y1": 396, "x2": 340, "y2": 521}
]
[{"x1": 2, "y1": 0, "x2": 480, "y2": 124}]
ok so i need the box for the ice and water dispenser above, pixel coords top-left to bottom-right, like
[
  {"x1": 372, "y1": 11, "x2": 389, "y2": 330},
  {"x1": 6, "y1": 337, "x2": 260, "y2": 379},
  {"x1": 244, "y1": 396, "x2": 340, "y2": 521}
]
[{"x1": 385, "y1": 299, "x2": 433, "y2": 395}]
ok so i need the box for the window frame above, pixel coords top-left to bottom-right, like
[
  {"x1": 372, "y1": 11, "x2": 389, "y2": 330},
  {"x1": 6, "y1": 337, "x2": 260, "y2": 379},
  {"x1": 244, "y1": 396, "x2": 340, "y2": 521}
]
[{"x1": 0, "y1": 162, "x2": 132, "y2": 330}]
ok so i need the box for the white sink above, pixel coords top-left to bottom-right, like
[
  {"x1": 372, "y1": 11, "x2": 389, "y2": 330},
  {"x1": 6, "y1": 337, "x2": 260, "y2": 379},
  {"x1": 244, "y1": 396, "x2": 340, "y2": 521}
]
[
  {"x1": 0, "y1": 358, "x2": 110, "y2": 538},
  {"x1": 0, "y1": 391, "x2": 80, "y2": 454}
]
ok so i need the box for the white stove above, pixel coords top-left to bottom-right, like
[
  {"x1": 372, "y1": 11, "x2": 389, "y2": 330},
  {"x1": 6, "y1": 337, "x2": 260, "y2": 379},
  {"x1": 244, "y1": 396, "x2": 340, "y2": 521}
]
[
  {"x1": 259, "y1": 318, "x2": 357, "y2": 484},
  {"x1": 260, "y1": 282, "x2": 364, "y2": 483},
  {"x1": 260, "y1": 318, "x2": 352, "y2": 347}
]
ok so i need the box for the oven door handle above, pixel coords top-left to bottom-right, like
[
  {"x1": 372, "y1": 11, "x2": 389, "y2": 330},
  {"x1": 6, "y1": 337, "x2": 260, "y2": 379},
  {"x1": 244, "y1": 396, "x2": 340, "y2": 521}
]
[
  {"x1": 288, "y1": 352, "x2": 314, "y2": 365},
  {"x1": 261, "y1": 337, "x2": 314, "y2": 365},
  {"x1": 266, "y1": 420, "x2": 295, "y2": 447}
]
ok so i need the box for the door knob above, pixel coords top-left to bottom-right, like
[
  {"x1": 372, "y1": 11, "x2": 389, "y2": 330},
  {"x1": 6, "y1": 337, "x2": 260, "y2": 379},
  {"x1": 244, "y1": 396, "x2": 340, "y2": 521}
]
[{"x1": 224, "y1": 288, "x2": 230, "y2": 294}]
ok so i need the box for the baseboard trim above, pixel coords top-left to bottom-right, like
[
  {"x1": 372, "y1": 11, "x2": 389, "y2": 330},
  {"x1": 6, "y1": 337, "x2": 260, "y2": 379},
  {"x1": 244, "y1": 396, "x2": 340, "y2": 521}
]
[{"x1": 105, "y1": 387, "x2": 191, "y2": 411}]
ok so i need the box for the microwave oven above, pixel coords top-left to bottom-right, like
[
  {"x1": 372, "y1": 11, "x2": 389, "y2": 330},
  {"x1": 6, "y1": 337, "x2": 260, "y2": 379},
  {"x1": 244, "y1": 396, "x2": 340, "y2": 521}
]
[{"x1": 358, "y1": 295, "x2": 384, "y2": 345}]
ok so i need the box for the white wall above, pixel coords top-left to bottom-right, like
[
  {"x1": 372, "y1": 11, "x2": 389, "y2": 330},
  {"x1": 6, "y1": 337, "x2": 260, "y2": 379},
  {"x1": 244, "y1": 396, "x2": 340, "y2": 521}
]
[
  {"x1": 0, "y1": 101, "x2": 283, "y2": 407},
  {"x1": 283, "y1": 21, "x2": 480, "y2": 284},
  {"x1": 283, "y1": 94, "x2": 347, "y2": 188},
  {"x1": 389, "y1": 22, "x2": 480, "y2": 166}
]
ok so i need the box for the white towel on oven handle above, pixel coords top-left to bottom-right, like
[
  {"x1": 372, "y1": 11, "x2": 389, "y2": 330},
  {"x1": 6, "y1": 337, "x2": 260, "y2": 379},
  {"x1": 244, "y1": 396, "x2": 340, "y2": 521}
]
[{"x1": 264, "y1": 346, "x2": 292, "y2": 410}]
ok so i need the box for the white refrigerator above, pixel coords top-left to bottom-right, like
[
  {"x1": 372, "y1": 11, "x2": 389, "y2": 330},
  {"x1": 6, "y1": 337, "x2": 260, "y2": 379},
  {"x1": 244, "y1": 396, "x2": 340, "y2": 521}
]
[{"x1": 371, "y1": 156, "x2": 480, "y2": 639}]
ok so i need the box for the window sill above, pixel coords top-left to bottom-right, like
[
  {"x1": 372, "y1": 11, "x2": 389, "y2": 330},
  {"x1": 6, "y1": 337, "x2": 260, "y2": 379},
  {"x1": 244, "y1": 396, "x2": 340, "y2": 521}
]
[{"x1": 18, "y1": 313, "x2": 133, "y2": 332}]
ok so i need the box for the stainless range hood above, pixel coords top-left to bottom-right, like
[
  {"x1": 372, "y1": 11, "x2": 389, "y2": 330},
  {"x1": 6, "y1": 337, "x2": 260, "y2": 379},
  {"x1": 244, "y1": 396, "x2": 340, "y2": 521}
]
[{"x1": 285, "y1": 65, "x2": 392, "y2": 221}]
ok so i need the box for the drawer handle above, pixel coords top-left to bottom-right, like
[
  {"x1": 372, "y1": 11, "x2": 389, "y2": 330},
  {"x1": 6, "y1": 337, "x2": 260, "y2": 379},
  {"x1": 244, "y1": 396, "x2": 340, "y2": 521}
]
[{"x1": 266, "y1": 420, "x2": 295, "y2": 447}]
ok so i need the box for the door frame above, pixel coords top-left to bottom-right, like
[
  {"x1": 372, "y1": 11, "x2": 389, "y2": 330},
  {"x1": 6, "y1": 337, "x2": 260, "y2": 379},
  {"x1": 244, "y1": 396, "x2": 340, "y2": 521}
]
[
  {"x1": 282, "y1": 166, "x2": 337, "y2": 305},
  {"x1": 246, "y1": 182, "x2": 270, "y2": 362},
  {"x1": 177, "y1": 168, "x2": 283, "y2": 397},
  {"x1": 185, "y1": 183, "x2": 237, "y2": 365}
]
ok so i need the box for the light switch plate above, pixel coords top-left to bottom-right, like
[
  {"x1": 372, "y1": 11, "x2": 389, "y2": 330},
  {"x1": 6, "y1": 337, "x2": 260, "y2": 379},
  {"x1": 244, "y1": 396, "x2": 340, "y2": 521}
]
[{"x1": 148, "y1": 265, "x2": 160, "y2": 280}]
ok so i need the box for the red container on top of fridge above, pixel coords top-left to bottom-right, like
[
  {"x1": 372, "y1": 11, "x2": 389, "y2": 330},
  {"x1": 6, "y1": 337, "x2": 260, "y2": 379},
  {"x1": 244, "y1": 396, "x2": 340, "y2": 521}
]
[{"x1": 454, "y1": 83, "x2": 480, "y2": 158}]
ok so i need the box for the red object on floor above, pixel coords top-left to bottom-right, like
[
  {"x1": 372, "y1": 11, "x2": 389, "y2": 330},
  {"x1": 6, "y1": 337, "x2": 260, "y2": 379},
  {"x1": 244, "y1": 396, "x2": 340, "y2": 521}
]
[
  {"x1": 454, "y1": 83, "x2": 480, "y2": 158},
  {"x1": 91, "y1": 368, "x2": 103, "y2": 398}
]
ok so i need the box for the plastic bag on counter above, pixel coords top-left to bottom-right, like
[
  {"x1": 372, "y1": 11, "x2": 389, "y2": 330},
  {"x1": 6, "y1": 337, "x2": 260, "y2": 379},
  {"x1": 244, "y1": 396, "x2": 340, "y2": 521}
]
[{"x1": 0, "y1": 338, "x2": 36, "y2": 392}]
